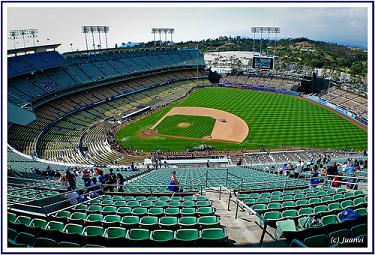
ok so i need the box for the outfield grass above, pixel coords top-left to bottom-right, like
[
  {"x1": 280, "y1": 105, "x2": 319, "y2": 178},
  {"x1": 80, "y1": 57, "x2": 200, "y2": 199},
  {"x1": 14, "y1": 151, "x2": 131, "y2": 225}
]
[
  {"x1": 116, "y1": 88, "x2": 367, "y2": 151},
  {"x1": 156, "y1": 115, "x2": 216, "y2": 138}
]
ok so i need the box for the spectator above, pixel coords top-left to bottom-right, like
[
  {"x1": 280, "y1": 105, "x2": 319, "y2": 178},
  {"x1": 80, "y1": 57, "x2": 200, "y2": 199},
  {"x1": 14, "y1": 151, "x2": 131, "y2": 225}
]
[
  {"x1": 310, "y1": 168, "x2": 320, "y2": 188},
  {"x1": 66, "y1": 169, "x2": 76, "y2": 190},
  {"x1": 82, "y1": 169, "x2": 91, "y2": 187},
  {"x1": 294, "y1": 160, "x2": 303, "y2": 179},
  {"x1": 168, "y1": 171, "x2": 181, "y2": 192},
  {"x1": 206, "y1": 160, "x2": 210, "y2": 168},
  {"x1": 117, "y1": 173, "x2": 125, "y2": 192},
  {"x1": 285, "y1": 162, "x2": 294, "y2": 176},
  {"x1": 65, "y1": 187, "x2": 79, "y2": 206},
  {"x1": 327, "y1": 162, "x2": 338, "y2": 177}
]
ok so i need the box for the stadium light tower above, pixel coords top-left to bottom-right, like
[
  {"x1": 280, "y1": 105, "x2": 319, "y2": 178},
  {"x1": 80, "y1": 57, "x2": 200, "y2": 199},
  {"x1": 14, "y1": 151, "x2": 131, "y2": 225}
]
[
  {"x1": 82, "y1": 26, "x2": 110, "y2": 51},
  {"x1": 152, "y1": 28, "x2": 175, "y2": 47},
  {"x1": 28, "y1": 29, "x2": 38, "y2": 47},
  {"x1": 9, "y1": 29, "x2": 19, "y2": 50},
  {"x1": 251, "y1": 27, "x2": 280, "y2": 56},
  {"x1": 82, "y1": 26, "x2": 90, "y2": 51}
]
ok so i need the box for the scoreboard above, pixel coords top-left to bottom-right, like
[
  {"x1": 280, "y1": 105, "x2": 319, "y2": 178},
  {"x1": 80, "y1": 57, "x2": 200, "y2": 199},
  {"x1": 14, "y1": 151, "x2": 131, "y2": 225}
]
[{"x1": 252, "y1": 56, "x2": 274, "y2": 69}]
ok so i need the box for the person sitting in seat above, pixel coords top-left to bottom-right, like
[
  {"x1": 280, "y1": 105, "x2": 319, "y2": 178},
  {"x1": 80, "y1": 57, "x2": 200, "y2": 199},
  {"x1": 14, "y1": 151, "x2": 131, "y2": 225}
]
[{"x1": 168, "y1": 171, "x2": 181, "y2": 192}]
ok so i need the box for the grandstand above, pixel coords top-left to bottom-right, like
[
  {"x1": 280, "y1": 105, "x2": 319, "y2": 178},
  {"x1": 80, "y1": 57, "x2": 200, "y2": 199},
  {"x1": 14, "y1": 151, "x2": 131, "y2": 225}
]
[{"x1": 6, "y1": 41, "x2": 368, "y2": 249}]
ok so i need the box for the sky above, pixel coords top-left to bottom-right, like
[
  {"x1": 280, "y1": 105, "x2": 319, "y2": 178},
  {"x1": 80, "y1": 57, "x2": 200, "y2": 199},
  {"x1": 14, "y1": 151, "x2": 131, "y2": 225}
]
[{"x1": 7, "y1": 6, "x2": 368, "y2": 53}]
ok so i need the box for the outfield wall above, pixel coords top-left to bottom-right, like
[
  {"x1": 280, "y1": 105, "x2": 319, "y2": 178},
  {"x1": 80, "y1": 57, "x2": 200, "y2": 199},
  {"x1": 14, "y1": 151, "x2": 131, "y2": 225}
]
[{"x1": 305, "y1": 95, "x2": 367, "y2": 127}]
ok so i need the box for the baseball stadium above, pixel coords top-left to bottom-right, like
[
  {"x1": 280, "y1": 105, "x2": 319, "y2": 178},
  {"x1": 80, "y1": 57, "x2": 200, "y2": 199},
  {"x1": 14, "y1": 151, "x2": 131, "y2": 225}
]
[{"x1": 4, "y1": 5, "x2": 370, "y2": 252}]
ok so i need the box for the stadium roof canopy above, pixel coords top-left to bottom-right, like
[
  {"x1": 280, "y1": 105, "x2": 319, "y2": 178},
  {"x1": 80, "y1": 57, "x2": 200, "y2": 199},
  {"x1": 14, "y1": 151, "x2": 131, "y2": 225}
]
[{"x1": 7, "y1": 43, "x2": 61, "y2": 56}]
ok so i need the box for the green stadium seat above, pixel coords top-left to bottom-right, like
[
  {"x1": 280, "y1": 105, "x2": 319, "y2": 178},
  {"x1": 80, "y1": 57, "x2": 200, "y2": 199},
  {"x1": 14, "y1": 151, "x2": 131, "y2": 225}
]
[
  {"x1": 113, "y1": 195, "x2": 123, "y2": 201},
  {"x1": 321, "y1": 215, "x2": 338, "y2": 226},
  {"x1": 85, "y1": 214, "x2": 103, "y2": 225},
  {"x1": 314, "y1": 205, "x2": 329, "y2": 214},
  {"x1": 341, "y1": 200, "x2": 354, "y2": 209},
  {"x1": 82, "y1": 226, "x2": 105, "y2": 238},
  {"x1": 159, "y1": 196, "x2": 171, "y2": 202},
  {"x1": 14, "y1": 232, "x2": 36, "y2": 247},
  {"x1": 8, "y1": 212, "x2": 17, "y2": 224},
  {"x1": 271, "y1": 191, "x2": 282, "y2": 196},
  {"x1": 267, "y1": 202, "x2": 282, "y2": 210},
  {"x1": 282, "y1": 201, "x2": 295, "y2": 208},
  {"x1": 201, "y1": 228, "x2": 228, "y2": 244},
  {"x1": 124, "y1": 196, "x2": 136, "y2": 201},
  {"x1": 29, "y1": 218, "x2": 48, "y2": 230},
  {"x1": 179, "y1": 216, "x2": 198, "y2": 228},
  {"x1": 103, "y1": 215, "x2": 121, "y2": 227},
  {"x1": 270, "y1": 196, "x2": 283, "y2": 202},
  {"x1": 139, "y1": 216, "x2": 159, "y2": 229},
  {"x1": 281, "y1": 209, "x2": 298, "y2": 219},
  {"x1": 196, "y1": 201, "x2": 211, "y2": 207},
  {"x1": 117, "y1": 207, "x2": 132, "y2": 216},
  {"x1": 196, "y1": 196, "x2": 208, "y2": 201},
  {"x1": 61, "y1": 223, "x2": 84, "y2": 238},
  {"x1": 132, "y1": 207, "x2": 148, "y2": 217},
  {"x1": 328, "y1": 202, "x2": 341, "y2": 213},
  {"x1": 303, "y1": 234, "x2": 328, "y2": 247},
  {"x1": 175, "y1": 229, "x2": 200, "y2": 243},
  {"x1": 87, "y1": 205, "x2": 102, "y2": 214},
  {"x1": 69, "y1": 212, "x2": 87, "y2": 224},
  {"x1": 344, "y1": 192, "x2": 355, "y2": 199},
  {"x1": 55, "y1": 211, "x2": 71, "y2": 222},
  {"x1": 59, "y1": 241, "x2": 80, "y2": 247},
  {"x1": 151, "y1": 229, "x2": 174, "y2": 243},
  {"x1": 309, "y1": 198, "x2": 321, "y2": 205},
  {"x1": 148, "y1": 208, "x2": 164, "y2": 217},
  {"x1": 353, "y1": 197, "x2": 366, "y2": 207},
  {"x1": 126, "y1": 229, "x2": 150, "y2": 242},
  {"x1": 263, "y1": 211, "x2": 282, "y2": 225},
  {"x1": 45, "y1": 221, "x2": 65, "y2": 236},
  {"x1": 296, "y1": 200, "x2": 309, "y2": 206},
  {"x1": 257, "y1": 198, "x2": 270, "y2": 204},
  {"x1": 252, "y1": 204, "x2": 267, "y2": 214},
  {"x1": 329, "y1": 229, "x2": 351, "y2": 239},
  {"x1": 101, "y1": 200, "x2": 114, "y2": 206},
  {"x1": 154, "y1": 201, "x2": 168, "y2": 208},
  {"x1": 33, "y1": 237, "x2": 58, "y2": 247},
  {"x1": 74, "y1": 204, "x2": 88, "y2": 212},
  {"x1": 298, "y1": 207, "x2": 313, "y2": 216},
  {"x1": 168, "y1": 201, "x2": 181, "y2": 207},
  {"x1": 354, "y1": 208, "x2": 367, "y2": 217},
  {"x1": 165, "y1": 207, "x2": 180, "y2": 216},
  {"x1": 199, "y1": 216, "x2": 220, "y2": 228},
  {"x1": 170, "y1": 196, "x2": 182, "y2": 201},
  {"x1": 159, "y1": 216, "x2": 179, "y2": 229},
  {"x1": 121, "y1": 216, "x2": 140, "y2": 228},
  {"x1": 297, "y1": 217, "x2": 308, "y2": 230},
  {"x1": 275, "y1": 219, "x2": 297, "y2": 239},
  {"x1": 283, "y1": 195, "x2": 294, "y2": 201},
  {"x1": 182, "y1": 201, "x2": 195, "y2": 207},
  {"x1": 197, "y1": 207, "x2": 215, "y2": 216},
  {"x1": 244, "y1": 199, "x2": 256, "y2": 206},
  {"x1": 114, "y1": 201, "x2": 127, "y2": 207},
  {"x1": 127, "y1": 201, "x2": 140, "y2": 207},
  {"x1": 351, "y1": 224, "x2": 367, "y2": 237},
  {"x1": 89, "y1": 199, "x2": 101, "y2": 205},
  {"x1": 8, "y1": 228, "x2": 18, "y2": 242},
  {"x1": 102, "y1": 206, "x2": 117, "y2": 215},
  {"x1": 333, "y1": 194, "x2": 344, "y2": 200},
  {"x1": 181, "y1": 208, "x2": 196, "y2": 216},
  {"x1": 321, "y1": 196, "x2": 333, "y2": 203},
  {"x1": 140, "y1": 201, "x2": 154, "y2": 208},
  {"x1": 326, "y1": 189, "x2": 336, "y2": 195},
  {"x1": 294, "y1": 194, "x2": 305, "y2": 200},
  {"x1": 354, "y1": 190, "x2": 364, "y2": 196},
  {"x1": 102, "y1": 227, "x2": 126, "y2": 245},
  {"x1": 15, "y1": 215, "x2": 32, "y2": 226}
]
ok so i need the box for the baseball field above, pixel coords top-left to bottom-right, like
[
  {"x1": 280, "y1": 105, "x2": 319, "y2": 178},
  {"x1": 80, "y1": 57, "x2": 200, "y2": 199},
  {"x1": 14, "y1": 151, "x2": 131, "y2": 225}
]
[{"x1": 115, "y1": 87, "x2": 367, "y2": 152}]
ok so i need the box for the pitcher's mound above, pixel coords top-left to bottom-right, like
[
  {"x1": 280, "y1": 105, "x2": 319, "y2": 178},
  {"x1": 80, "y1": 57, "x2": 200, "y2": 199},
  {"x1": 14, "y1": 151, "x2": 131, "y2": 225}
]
[{"x1": 178, "y1": 122, "x2": 191, "y2": 128}]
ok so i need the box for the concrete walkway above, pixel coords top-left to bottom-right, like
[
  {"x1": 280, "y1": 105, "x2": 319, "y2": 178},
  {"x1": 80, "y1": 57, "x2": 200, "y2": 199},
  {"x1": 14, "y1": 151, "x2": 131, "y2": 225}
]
[{"x1": 205, "y1": 188, "x2": 288, "y2": 247}]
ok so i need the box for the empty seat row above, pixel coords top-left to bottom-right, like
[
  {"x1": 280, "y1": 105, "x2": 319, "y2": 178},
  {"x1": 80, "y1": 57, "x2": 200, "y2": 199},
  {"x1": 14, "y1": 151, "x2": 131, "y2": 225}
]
[{"x1": 8, "y1": 227, "x2": 228, "y2": 247}]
